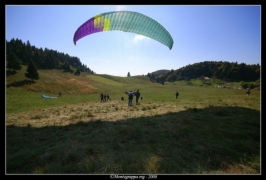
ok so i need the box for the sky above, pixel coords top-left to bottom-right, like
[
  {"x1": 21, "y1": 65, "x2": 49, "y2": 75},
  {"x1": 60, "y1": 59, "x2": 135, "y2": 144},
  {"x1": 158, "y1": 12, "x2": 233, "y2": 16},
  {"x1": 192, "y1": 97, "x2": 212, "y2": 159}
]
[{"x1": 5, "y1": 5, "x2": 261, "y2": 77}]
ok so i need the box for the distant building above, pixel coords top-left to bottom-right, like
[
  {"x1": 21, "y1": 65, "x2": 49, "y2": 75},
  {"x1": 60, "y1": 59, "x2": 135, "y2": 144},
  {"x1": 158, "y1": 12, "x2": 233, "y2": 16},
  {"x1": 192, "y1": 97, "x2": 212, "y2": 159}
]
[{"x1": 204, "y1": 77, "x2": 210, "y2": 80}]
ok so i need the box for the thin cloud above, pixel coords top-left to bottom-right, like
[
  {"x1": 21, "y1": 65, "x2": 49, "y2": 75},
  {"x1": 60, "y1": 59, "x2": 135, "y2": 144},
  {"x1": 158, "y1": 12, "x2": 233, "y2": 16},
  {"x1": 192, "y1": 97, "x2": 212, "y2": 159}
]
[{"x1": 133, "y1": 35, "x2": 149, "y2": 43}]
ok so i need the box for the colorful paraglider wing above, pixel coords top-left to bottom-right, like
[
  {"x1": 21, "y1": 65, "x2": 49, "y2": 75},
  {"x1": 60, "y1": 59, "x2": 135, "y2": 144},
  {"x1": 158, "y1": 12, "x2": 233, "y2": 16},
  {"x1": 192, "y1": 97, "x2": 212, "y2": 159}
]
[{"x1": 73, "y1": 11, "x2": 174, "y2": 50}]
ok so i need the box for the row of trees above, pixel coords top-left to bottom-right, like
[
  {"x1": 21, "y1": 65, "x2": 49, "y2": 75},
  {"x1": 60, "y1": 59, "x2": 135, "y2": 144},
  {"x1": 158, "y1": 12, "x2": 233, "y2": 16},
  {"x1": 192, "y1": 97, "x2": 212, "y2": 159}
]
[
  {"x1": 6, "y1": 38, "x2": 260, "y2": 85},
  {"x1": 6, "y1": 38, "x2": 94, "y2": 75},
  {"x1": 147, "y1": 61, "x2": 260, "y2": 84}
]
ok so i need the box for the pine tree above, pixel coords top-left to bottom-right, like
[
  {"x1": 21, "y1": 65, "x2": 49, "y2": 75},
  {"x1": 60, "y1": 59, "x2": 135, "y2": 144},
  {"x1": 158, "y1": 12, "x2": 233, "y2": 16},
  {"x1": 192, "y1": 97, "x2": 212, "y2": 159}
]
[
  {"x1": 25, "y1": 60, "x2": 39, "y2": 82},
  {"x1": 6, "y1": 53, "x2": 22, "y2": 73},
  {"x1": 74, "y1": 69, "x2": 80, "y2": 75}
]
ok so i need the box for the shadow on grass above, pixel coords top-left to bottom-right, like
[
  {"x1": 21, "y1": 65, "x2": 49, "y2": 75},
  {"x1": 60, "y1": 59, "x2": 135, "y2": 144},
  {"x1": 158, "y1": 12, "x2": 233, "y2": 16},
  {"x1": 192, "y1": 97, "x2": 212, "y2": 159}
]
[
  {"x1": 6, "y1": 79, "x2": 35, "y2": 87},
  {"x1": 6, "y1": 70, "x2": 17, "y2": 76},
  {"x1": 6, "y1": 106, "x2": 260, "y2": 174}
]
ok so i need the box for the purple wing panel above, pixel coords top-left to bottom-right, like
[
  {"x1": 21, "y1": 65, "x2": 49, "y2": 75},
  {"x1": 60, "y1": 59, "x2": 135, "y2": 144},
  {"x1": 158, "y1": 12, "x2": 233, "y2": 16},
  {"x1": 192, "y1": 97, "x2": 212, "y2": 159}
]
[{"x1": 73, "y1": 17, "x2": 104, "y2": 45}]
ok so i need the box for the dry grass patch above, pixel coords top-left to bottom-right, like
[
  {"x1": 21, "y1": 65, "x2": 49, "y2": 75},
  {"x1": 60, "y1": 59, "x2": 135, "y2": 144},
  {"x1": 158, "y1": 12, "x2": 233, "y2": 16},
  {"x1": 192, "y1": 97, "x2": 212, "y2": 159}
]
[{"x1": 6, "y1": 101, "x2": 185, "y2": 128}]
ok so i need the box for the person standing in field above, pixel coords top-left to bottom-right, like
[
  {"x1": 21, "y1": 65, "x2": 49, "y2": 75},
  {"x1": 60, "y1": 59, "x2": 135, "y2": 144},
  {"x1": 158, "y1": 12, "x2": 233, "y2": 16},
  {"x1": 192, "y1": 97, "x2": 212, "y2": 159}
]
[
  {"x1": 106, "y1": 94, "x2": 111, "y2": 101},
  {"x1": 100, "y1": 93, "x2": 104, "y2": 102},
  {"x1": 134, "y1": 89, "x2": 140, "y2": 104},
  {"x1": 175, "y1": 91, "x2": 179, "y2": 99},
  {"x1": 124, "y1": 90, "x2": 135, "y2": 106},
  {"x1": 246, "y1": 89, "x2": 251, "y2": 96}
]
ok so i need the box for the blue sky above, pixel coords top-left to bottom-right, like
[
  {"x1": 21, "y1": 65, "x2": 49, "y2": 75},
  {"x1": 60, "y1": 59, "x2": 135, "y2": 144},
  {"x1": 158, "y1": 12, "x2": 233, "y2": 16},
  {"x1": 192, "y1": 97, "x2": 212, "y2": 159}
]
[{"x1": 6, "y1": 5, "x2": 261, "y2": 77}]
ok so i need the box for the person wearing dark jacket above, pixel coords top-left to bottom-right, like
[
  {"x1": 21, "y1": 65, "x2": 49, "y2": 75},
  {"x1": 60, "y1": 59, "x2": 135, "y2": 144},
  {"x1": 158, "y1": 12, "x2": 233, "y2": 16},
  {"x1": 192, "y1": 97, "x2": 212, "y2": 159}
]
[
  {"x1": 100, "y1": 93, "x2": 104, "y2": 102},
  {"x1": 246, "y1": 89, "x2": 251, "y2": 96},
  {"x1": 134, "y1": 89, "x2": 140, "y2": 104},
  {"x1": 106, "y1": 94, "x2": 111, "y2": 101},
  {"x1": 175, "y1": 91, "x2": 179, "y2": 99}
]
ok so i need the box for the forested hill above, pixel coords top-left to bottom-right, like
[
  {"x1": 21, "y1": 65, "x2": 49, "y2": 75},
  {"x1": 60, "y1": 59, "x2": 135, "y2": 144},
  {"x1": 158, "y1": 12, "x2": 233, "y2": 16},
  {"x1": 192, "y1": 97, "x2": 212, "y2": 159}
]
[
  {"x1": 148, "y1": 61, "x2": 260, "y2": 83},
  {"x1": 6, "y1": 38, "x2": 94, "y2": 74},
  {"x1": 6, "y1": 38, "x2": 260, "y2": 84}
]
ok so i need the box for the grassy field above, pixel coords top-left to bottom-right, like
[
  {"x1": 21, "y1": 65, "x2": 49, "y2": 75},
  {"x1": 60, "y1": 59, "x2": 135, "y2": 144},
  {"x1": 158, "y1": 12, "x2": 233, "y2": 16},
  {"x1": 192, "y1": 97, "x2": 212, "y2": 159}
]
[{"x1": 6, "y1": 67, "x2": 261, "y2": 174}]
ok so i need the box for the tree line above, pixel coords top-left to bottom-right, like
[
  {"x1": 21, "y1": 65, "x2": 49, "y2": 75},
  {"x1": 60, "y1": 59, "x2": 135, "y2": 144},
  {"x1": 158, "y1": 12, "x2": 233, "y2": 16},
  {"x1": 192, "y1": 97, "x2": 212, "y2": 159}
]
[
  {"x1": 6, "y1": 38, "x2": 94, "y2": 78},
  {"x1": 147, "y1": 61, "x2": 260, "y2": 84},
  {"x1": 6, "y1": 38, "x2": 260, "y2": 86}
]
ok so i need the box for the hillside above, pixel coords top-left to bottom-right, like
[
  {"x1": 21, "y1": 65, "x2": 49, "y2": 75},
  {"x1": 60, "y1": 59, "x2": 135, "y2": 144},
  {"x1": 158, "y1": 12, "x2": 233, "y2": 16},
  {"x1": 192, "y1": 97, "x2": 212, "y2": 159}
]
[
  {"x1": 6, "y1": 65, "x2": 260, "y2": 115},
  {"x1": 6, "y1": 65, "x2": 261, "y2": 174},
  {"x1": 6, "y1": 66, "x2": 98, "y2": 95},
  {"x1": 6, "y1": 65, "x2": 153, "y2": 95}
]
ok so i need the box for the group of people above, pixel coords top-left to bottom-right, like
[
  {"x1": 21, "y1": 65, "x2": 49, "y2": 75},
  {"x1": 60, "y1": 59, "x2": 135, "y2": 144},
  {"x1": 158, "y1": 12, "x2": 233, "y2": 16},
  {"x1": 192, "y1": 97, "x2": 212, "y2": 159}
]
[
  {"x1": 100, "y1": 90, "x2": 140, "y2": 106},
  {"x1": 100, "y1": 89, "x2": 180, "y2": 106},
  {"x1": 100, "y1": 93, "x2": 111, "y2": 102},
  {"x1": 124, "y1": 89, "x2": 141, "y2": 106}
]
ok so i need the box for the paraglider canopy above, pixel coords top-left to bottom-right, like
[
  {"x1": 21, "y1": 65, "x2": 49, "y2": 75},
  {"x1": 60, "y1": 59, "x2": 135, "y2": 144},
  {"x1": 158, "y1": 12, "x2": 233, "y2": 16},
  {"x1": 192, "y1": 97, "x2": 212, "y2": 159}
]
[{"x1": 73, "y1": 11, "x2": 174, "y2": 50}]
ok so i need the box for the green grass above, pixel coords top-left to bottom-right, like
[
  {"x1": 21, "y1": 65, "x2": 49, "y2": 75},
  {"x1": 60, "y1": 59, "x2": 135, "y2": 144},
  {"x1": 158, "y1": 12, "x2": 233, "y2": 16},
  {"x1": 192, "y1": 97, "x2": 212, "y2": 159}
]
[{"x1": 6, "y1": 68, "x2": 261, "y2": 174}]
